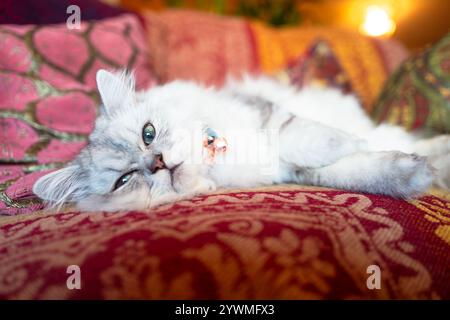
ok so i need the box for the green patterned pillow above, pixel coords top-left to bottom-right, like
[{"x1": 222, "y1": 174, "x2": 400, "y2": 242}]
[{"x1": 372, "y1": 33, "x2": 450, "y2": 134}]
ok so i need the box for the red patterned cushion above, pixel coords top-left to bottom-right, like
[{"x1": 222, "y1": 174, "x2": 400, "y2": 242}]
[
  {"x1": 372, "y1": 33, "x2": 450, "y2": 134},
  {"x1": 144, "y1": 9, "x2": 259, "y2": 86},
  {"x1": 0, "y1": 186, "x2": 448, "y2": 299},
  {"x1": 0, "y1": 14, "x2": 156, "y2": 215}
]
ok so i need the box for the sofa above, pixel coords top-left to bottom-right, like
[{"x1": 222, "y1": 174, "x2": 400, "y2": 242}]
[{"x1": 0, "y1": 3, "x2": 449, "y2": 299}]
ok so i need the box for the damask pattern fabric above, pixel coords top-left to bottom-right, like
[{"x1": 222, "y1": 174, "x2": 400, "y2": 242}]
[
  {"x1": 0, "y1": 14, "x2": 156, "y2": 215},
  {"x1": 372, "y1": 33, "x2": 450, "y2": 134},
  {"x1": 0, "y1": 186, "x2": 449, "y2": 299}
]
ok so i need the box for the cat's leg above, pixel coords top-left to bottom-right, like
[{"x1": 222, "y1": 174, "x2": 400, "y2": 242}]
[
  {"x1": 362, "y1": 124, "x2": 450, "y2": 156},
  {"x1": 361, "y1": 124, "x2": 450, "y2": 190},
  {"x1": 413, "y1": 135, "x2": 450, "y2": 156},
  {"x1": 279, "y1": 116, "x2": 367, "y2": 168},
  {"x1": 414, "y1": 135, "x2": 450, "y2": 189},
  {"x1": 428, "y1": 153, "x2": 450, "y2": 189},
  {"x1": 291, "y1": 151, "x2": 434, "y2": 198},
  {"x1": 361, "y1": 124, "x2": 416, "y2": 153}
]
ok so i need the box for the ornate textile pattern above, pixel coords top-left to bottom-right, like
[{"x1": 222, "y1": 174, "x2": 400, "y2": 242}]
[
  {"x1": 411, "y1": 193, "x2": 450, "y2": 245},
  {"x1": 0, "y1": 14, "x2": 156, "y2": 215},
  {"x1": 0, "y1": 186, "x2": 448, "y2": 299},
  {"x1": 372, "y1": 33, "x2": 450, "y2": 134},
  {"x1": 248, "y1": 23, "x2": 408, "y2": 111}
]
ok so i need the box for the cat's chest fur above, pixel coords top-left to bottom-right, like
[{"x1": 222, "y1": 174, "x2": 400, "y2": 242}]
[{"x1": 201, "y1": 92, "x2": 291, "y2": 188}]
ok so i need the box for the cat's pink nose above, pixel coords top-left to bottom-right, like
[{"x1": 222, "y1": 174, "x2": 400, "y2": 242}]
[{"x1": 150, "y1": 154, "x2": 166, "y2": 173}]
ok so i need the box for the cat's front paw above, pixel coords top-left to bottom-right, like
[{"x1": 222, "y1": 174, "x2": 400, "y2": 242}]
[
  {"x1": 387, "y1": 152, "x2": 434, "y2": 198},
  {"x1": 171, "y1": 164, "x2": 217, "y2": 195},
  {"x1": 191, "y1": 178, "x2": 217, "y2": 194}
]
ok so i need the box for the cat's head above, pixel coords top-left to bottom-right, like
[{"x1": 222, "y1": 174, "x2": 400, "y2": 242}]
[{"x1": 33, "y1": 69, "x2": 204, "y2": 211}]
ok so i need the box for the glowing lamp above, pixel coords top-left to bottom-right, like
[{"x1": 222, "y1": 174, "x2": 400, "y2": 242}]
[{"x1": 360, "y1": 5, "x2": 396, "y2": 37}]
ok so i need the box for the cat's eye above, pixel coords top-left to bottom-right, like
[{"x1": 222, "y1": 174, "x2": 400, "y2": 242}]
[
  {"x1": 113, "y1": 171, "x2": 136, "y2": 191},
  {"x1": 142, "y1": 123, "x2": 156, "y2": 146}
]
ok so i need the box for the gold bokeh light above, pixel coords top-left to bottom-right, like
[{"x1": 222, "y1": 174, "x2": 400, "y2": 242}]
[{"x1": 360, "y1": 5, "x2": 396, "y2": 37}]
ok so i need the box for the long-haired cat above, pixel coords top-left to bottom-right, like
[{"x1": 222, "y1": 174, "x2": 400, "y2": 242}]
[{"x1": 33, "y1": 70, "x2": 450, "y2": 211}]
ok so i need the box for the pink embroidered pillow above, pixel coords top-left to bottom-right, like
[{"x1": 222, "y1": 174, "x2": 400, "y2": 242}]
[{"x1": 0, "y1": 14, "x2": 156, "y2": 215}]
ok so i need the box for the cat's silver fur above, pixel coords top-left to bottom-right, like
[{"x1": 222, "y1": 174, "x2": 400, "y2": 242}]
[{"x1": 33, "y1": 70, "x2": 450, "y2": 211}]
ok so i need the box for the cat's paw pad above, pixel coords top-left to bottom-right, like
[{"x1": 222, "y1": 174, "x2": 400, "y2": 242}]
[{"x1": 389, "y1": 152, "x2": 434, "y2": 198}]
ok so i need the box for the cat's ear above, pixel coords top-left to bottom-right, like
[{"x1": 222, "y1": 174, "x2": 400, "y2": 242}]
[
  {"x1": 33, "y1": 165, "x2": 88, "y2": 208},
  {"x1": 96, "y1": 69, "x2": 135, "y2": 115}
]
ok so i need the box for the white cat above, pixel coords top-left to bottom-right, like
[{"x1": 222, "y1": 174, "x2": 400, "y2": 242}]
[{"x1": 33, "y1": 70, "x2": 450, "y2": 211}]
